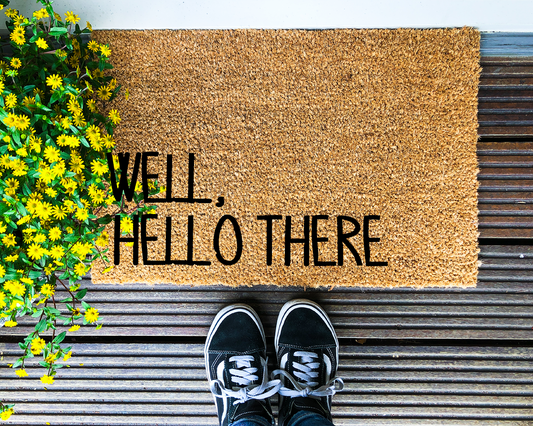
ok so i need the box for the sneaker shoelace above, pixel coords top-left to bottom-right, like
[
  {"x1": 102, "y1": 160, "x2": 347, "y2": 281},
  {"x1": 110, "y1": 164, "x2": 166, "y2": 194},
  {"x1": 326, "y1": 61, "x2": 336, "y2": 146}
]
[
  {"x1": 272, "y1": 350, "x2": 344, "y2": 398},
  {"x1": 209, "y1": 355, "x2": 281, "y2": 405}
]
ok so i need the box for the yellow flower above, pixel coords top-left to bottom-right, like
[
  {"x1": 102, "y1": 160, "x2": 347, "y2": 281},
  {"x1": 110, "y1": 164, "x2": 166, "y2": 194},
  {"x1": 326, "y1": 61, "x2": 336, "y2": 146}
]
[
  {"x1": 3, "y1": 113, "x2": 16, "y2": 127},
  {"x1": 52, "y1": 205, "x2": 68, "y2": 220},
  {"x1": 29, "y1": 135, "x2": 42, "y2": 153},
  {"x1": 5, "y1": 177, "x2": 19, "y2": 193},
  {"x1": 108, "y1": 109, "x2": 121, "y2": 125},
  {"x1": 87, "y1": 40, "x2": 99, "y2": 52},
  {"x1": 16, "y1": 369, "x2": 28, "y2": 377},
  {"x1": 2, "y1": 234, "x2": 16, "y2": 247},
  {"x1": 65, "y1": 11, "x2": 80, "y2": 24},
  {"x1": 5, "y1": 254, "x2": 18, "y2": 262},
  {"x1": 0, "y1": 408, "x2": 14, "y2": 420},
  {"x1": 4, "y1": 280, "x2": 25, "y2": 297},
  {"x1": 14, "y1": 15, "x2": 28, "y2": 26},
  {"x1": 60, "y1": 116, "x2": 72, "y2": 129},
  {"x1": 100, "y1": 45, "x2": 111, "y2": 57},
  {"x1": 31, "y1": 337, "x2": 46, "y2": 355},
  {"x1": 48, "y1": 227, "x2": 61, "y2": 241},
  {"x1": 10, "y1": 27, "x2": 25, "y2": 45},
  {"x1": 73, "y1": 113, "x2": 86, "y2": 127},
  {"x1": 0, "y1": 266, "x2": 5, "y2": 278},
  {"x1": 102, "y1": 135, "x2": 115, "y2": 149},
  {"x1": 121, "y1": 216, "x2": 133, "y2": 233},
  {"x1": 26, "y1": 198, "x2": 40, "y2": 214},
  {"x1": 95, "y1": 231, "x2": 109, "y2": 247},
  {"x1": 35, "y1": 37, "x2": 49, "y2": 49},
  {"x1": 63, "y1": 351, "x2": 72, "y2": 361},
  {"x1": 5, "y1": 93, "x2": 17, "y2": 108},
  {"x1": 84, "y1": 307, "x2": 99, "y2": 323},
  {"x1": 52, "y1": 160, "x2": 66, "y2": 178},
  {"x1": 4, "y1": 320, "x2": 17, "y2": 327},
  {"x1": 5, "y1": 8, "x2": 18, "y2": 18},
  {"x1": 75, "y1": 207, "x2": 89, "y2": 221},
  {"x1": 32, "y1": 234, "x2": 46, "y2": 244},
  {"x1": 40, "y1": 375, "x2": 55, "y2": 385},
  {"x1": 44, "y1": 146, "x2": 61, "y2": 163},
  {"x1": 15, "y1": 114, "x2": 30, "y2": 130},
  {"x1": 10, "y1": 57, "x2": 21, "y2": 69},
  {"x1": 46, "y1": 74, "x2": 63, "y2": 90},
  {"x1": 66, "y1": 135, "x2": 80, "y2": 147},
  {"x1": 45, "y1": 352, "x2": 58, "y2": 363},
  {"x1": 97, "y1": 85, "x2": 112, "y2": 101},
  {"x1": 91, "y1": 160, "x2": 108, "y2": 176},
  {"x1": 85, "y1": 124, "x2": 100, "y2": 143},
  {"x1": 15, "y1": 147, "x2": 28, "y2": 157},
  {"x1": 68, "y1": 324, "x2": 80, "y2": 332},
  {"x1": 87, "y1": 98, "x2": 96, "y2": 112},
  {"x1": 74, "y1": 262, "x2": 87, "y2": 277},
  {"x1": 48, "y1": 245, "x2": 65, "y2": 260},
  {"x1": 36, "y1": 201, "x2": 53, "y2": 220},
  {"x1": 86, "y1": 21, "x2": 92, "y2": 31},
  {"x1": 45, "y1": 187, "x2": 57, "y2": 197},
  {"x1": 40, "y1": 283, "x2": 55, "y2": 297},
  {"x1": 33, "y1": 8, "x2": 49, "y2": 20},
  {"x1": 27, "y1": 243, "x2": 45, "y2": 260}
]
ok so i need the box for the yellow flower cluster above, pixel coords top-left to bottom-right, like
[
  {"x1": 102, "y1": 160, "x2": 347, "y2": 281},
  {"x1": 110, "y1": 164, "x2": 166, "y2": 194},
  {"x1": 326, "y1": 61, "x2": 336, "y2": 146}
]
[
  {"x1": 40, "y1": 375, "x2": 54, "y2": 385},
  {"x1": 30, "y1": 337, "x2": 46, "y2": 355},
  {"x1": 9, "y1": 26, "x2": 25, "y2": 46},
  {"x1": 40, "y1": 284, "x2": 55, "y2": 297},
  {"x1": 33, "y1": 8, "x2": 49, "y2": 20},
  {"x1": 4, "y1": 280, "x2": 25, "y2": 297},
  {"x1": 0, "y1": 408, "x2": 14, "y2": 420}
]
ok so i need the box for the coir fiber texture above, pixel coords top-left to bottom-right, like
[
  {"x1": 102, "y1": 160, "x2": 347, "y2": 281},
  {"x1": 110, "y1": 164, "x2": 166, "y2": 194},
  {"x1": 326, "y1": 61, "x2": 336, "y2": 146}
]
[{"x1": 92, "y1": 28, "x2": 480, "y2": 288}]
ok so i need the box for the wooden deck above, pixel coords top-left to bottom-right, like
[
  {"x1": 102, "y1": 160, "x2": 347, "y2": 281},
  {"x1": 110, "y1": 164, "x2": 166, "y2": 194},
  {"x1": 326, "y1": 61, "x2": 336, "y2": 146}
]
[{"x1": 1, "y1": 34, "x2": 533, "y2": 425}]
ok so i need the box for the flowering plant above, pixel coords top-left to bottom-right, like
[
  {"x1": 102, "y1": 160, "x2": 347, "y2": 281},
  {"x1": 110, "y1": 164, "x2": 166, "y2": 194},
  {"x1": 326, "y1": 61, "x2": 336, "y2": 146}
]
[{"x1": 0, "y1": 0, "x2": 157, "y2": 420}]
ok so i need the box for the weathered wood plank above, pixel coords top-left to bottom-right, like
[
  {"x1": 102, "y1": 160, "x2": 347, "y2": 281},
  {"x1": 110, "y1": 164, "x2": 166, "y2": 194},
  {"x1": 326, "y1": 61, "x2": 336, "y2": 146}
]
[
  {"x1": 2, "y1": 380, "x2": 533, "y2": 396},
  {"x1": 2, "y1": 343, "x2": 532, "y2": 358}
]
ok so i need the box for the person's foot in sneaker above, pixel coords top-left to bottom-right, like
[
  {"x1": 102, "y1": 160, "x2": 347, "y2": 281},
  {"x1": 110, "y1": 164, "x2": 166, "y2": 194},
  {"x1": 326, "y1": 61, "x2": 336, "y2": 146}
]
[
  {"x1": 205, "y1": 304, "x2": 281, "y2": 426},
  {"x1": 273, "y1": 299, "x2": 344, "y2": 426}
]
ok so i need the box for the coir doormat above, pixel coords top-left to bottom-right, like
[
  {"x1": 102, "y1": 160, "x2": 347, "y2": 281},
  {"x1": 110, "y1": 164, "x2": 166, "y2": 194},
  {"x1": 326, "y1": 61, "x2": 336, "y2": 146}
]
[{"x1": 91, "y1": 28, "x2": 480, "y2": 288}]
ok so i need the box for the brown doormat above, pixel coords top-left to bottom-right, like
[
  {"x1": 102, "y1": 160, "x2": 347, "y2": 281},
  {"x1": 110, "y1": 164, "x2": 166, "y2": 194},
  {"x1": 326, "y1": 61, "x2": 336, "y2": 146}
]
[{"x1": 91, "y1": 28, "x2": 480, "y2": 288}]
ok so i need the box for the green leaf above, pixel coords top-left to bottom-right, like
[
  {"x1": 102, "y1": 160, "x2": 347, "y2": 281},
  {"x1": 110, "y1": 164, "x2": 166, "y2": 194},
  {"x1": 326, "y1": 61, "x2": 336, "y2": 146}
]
[
  {"x1": 39, "y1": 361, "x2": 50, "y2": 368},
  {"x1": 76, "y1": 288, "x2": 88, "y2": 299},
  {"x1": 80, "y1": 136, "x2": 90, "y2": 148},
  {"x1": 18, "y1": 342, "x2": 27, "y2": 351},
  {"x1": 50, "y1": 90, "x2": 62, "y2": 104},
  {"x1": 49, "y1": 27, "x2": 68, "y2": 36},
  {"x1": 47, "y1": 308, "x2": 61, "y2": 315},
  {"x1": 97, "y1": 215, "x2": 114, "y2": 225},
  {"x1": 53, "y1": 331, "x2": 66, "y2": 344},
  {"x1": 13, "y1": 359, "x2": 23, "y2": 368},
  {"x1": 35, "y1": 319, "x2": 47, "y2": 333},
  {"x1": 29, "y1": 270, "x2": 43, "y2": 279},
  {"x1": 81, "y1": 301, "x2": 90, "y2": 310},
  {"x1": 60, "y1": 297, "x2": 73, "y2": 303}
]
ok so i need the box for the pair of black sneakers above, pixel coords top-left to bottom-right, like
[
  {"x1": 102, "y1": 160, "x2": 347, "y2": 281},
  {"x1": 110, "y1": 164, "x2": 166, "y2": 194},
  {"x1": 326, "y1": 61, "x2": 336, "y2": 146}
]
[{"x1": 204, "y1": 299, "x2": 344, "y2": 426}]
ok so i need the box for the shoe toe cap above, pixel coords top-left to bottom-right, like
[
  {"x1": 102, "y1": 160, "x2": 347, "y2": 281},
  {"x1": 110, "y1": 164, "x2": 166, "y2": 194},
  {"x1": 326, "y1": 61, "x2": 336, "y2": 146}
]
[
  {"x1": 278, "y1": 307, "x2": 337, "y2": 348},
  {"x1": 208, "y1": 310, "x2": 265, "y2": 353}
]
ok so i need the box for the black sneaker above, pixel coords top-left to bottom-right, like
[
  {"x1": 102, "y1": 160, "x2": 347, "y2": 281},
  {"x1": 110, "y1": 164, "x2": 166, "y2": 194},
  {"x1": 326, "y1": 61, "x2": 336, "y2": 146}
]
[
  {"x1": 205, "y1": 304, "x2": 281, "y2": 426},
  {"x1": 272, "y1": 299, "x2": 344, "y2": 426}
]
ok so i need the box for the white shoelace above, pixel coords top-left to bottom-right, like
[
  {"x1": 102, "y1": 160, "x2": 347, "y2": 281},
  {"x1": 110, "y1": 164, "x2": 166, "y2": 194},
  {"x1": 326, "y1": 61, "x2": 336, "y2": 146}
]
[
  {"x1": 272, "y1": 351, "x2": 344, "y2": 398},
  {"x1": 210, "y1": 355, "x2": 281, "y2": 405}
]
